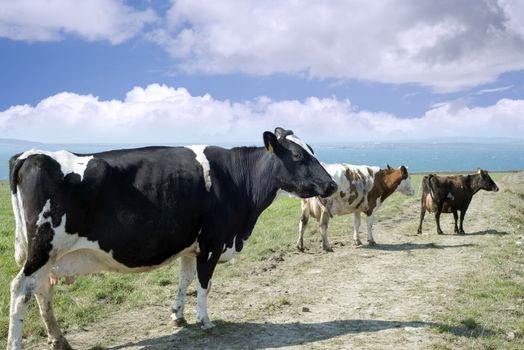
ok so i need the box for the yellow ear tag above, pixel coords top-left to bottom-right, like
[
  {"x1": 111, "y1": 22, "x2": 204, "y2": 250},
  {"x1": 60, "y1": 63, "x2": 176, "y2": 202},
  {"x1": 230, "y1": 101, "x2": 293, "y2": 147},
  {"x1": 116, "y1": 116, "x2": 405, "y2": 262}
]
[{"x1": 268, "y1": 144, "x2": 274, "y2": 153}]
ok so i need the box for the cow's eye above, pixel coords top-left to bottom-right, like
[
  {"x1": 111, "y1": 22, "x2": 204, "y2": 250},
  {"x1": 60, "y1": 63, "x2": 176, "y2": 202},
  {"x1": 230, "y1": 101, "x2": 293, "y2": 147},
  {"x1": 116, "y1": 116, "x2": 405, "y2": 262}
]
[{"x1": 293, "y1": 152, "x2": 303, "y2": 161}]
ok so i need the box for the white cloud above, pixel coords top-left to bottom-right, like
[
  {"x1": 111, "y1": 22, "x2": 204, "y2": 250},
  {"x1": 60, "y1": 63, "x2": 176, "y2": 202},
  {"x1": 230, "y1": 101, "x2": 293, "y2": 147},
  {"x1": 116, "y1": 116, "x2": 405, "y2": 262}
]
[
  {"x1": 3, "y1": 1, "x2": 523, "y2": 92},
  {"x1": 474, "y1": 85, "x2": 513, "y2": 95},
  {"x1": 149, "y1": 0, "x2": 524, "y2": 92},
  {"x1": 1, "y1": 84, "x2": 522, "y2": 144},
  {"x1": 0, "y1": 0, "x2": 157, "y2": 44}
]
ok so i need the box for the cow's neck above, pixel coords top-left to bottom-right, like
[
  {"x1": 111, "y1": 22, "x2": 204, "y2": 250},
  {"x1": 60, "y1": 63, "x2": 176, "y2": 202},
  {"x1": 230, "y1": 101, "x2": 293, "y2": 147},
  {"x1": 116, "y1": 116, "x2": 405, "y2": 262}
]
[
  {"x1": 229, "y1": 147, "x2": 280, "y2": 214},
  {"x1": 226, "y1": 147, "x2": 280, "y2": 244},
  {"x1": 380, "y1": 170, "x2": 403, "y2": 201},
  {"x1": 467, "y1": 174, "x2": 483, "y2": 195}
]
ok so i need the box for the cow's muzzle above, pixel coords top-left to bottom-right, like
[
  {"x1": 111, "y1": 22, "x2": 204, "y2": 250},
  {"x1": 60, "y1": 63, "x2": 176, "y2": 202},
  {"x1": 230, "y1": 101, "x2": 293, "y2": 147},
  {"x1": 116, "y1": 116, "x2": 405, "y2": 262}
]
[{"x1": 322, "y1": 181, "x2": 338, "y2": 197}]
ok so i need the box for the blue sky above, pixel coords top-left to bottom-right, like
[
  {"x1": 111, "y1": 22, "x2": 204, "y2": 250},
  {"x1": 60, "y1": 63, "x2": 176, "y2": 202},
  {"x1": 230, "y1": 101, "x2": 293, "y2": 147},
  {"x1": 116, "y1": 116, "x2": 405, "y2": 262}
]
[{"x1": 1, "y1": 0, "x2": 524, "y2": 143}]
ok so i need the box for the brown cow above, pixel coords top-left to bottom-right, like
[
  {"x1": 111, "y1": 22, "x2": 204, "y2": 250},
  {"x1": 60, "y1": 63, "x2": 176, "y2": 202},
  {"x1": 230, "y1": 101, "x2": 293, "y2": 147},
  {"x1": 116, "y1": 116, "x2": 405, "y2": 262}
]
[
  {"x1": 298, "y1": 164, "x2": 414, "y2": 251},
  {"x1": 417, "y1": 168, "x2": 499, "y2": 235}
]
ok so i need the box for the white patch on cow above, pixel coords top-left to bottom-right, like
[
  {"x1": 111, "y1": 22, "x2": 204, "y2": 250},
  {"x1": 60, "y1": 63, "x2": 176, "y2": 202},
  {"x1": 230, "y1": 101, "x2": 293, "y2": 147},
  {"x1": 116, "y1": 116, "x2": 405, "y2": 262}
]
[
  {"x1": 50, "y1": 235, "x2": 200, "y2": 278},
  {"x1": 324, "y1": 163, "x2": 378, "y2": 216},
  {"x1": 36, "y1": 199, "x2": 52, "y2": 226},
  {"x1": 16, "y1": 189, "x2": 28, "y2": 241},
  {"x1": 11, "y1": 192, "x2": 27, "y2": 266},
  {"x1": 171, "y1": 255, "x2": 196, "y2": 322},
  {"x1": 353, "y1": 211, "x2": 361, "y2": 242},
  {"x1": 207, "y1": 251, "x2": 213, "y2": 261},
  {"x1": 186, "y1": 145, "x2": 212, "y2": 192},
  {"x1": 447, "y1": 192, "x2": 454, "y2": 200},
  {"x1": 285, "y1": 134, "x2": 315, "y2": 157},
  {"x1": 196, "y1": 280, "x2": 214, "y2": 329},
  {"x1": 219, "y1": 238, "x2": 237, "y2": 263},
  {"x1": 19, "y1": 149, "x2": 93, "y2": 181},
  {"x1": 8, "y1": 259, "x2": 52, "y2": 349},
  {"x1": 367, "y1": 197, "x2": 381, "y2": 242},
  {"x1": 8, "y1": 271, "x2": 37, "y2": 349}
]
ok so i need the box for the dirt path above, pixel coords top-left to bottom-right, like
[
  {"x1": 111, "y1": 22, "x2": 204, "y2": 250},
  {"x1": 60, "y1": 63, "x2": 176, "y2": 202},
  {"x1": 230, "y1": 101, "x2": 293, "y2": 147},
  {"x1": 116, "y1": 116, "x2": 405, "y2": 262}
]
[{"x1": 25, "y1": 175, "x2": 517, "y2": 350}]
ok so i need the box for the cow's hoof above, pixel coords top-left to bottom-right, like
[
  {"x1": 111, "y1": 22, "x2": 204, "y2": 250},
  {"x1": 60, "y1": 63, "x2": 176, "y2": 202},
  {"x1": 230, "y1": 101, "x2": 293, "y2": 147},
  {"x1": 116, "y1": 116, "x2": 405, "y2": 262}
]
[
  {"x1": 49, "y1": 336, "x2": 72, "y2": 350},
  {"x1": 354, "y1": 239, "x2": 362, "y2": 246},
  {"x1": 323, "y1": 246, "x2": 334, "y2": 253},
  {"x1": 458, "y1": 230, "x2": 465, "y2": 235},
  {"x1": 437, "y1": 230, "x2": 444, "y2": 235},
  {"x1": 296, "y1": 244, "x2": 305, "y2": 252},
  {"x1": 174, "y1": 317, "x2": 188, "y2": 327},
  {"x1": 417, "y1": 230, "x2": 422, "y2": 235},
  {"x1": 198, "y1": 320, "x2": 215, "y2": 329},
  {"x1": 367, "y1": 240, "x2": 377, "y2": 246}
]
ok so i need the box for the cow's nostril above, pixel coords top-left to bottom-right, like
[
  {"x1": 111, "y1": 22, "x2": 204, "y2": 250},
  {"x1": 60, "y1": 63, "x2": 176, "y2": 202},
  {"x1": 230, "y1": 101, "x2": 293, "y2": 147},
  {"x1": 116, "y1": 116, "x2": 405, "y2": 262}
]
[{"x1": 328, "y1": 181, "x2": 337, "y2": 192}]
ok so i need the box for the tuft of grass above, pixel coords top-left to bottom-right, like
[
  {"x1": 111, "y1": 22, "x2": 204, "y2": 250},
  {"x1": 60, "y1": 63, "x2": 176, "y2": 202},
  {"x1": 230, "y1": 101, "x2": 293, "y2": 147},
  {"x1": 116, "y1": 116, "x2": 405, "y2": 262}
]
[{"x1": 460, "y1": 317, "x2": 479, "y2": 330}]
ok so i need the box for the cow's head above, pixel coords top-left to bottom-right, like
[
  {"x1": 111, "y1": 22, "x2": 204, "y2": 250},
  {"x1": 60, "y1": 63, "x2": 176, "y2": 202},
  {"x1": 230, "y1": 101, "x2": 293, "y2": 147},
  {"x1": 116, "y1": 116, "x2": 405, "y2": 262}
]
[
  {"x1": 394, "y1": 165, "x2": 415, "y2": 196},
  {"x1": 263, "y1": 127, "x2": 337, "y2": 198},
  {"x1": 476, "y1": 168, "x2": 499, "y2": 192}
]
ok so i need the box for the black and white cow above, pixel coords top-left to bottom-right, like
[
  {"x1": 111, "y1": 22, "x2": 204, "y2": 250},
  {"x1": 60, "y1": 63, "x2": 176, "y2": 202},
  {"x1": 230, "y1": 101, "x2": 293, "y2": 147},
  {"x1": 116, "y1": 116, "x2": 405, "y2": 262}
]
[{"x1": 7, "y1": 127, "x2": 337, "y2": 350}]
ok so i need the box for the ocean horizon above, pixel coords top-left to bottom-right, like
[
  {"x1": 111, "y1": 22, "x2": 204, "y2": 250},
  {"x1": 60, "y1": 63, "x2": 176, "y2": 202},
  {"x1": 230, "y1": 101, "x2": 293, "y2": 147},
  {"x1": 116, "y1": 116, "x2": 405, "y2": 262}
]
[{"x1": 1, "y1": 140, "x2": 523, "y2": 180}]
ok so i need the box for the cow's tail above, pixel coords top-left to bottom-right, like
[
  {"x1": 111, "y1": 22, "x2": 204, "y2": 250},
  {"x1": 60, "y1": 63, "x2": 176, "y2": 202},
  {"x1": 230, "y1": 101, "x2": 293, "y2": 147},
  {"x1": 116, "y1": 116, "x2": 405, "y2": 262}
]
[
  {"x1": 421, "y1": 174, "x2": 439, "y2": 200},
  {"x1": 420, "y1": 175, "x2": 429, "y2": 195},
  {"x1": 9, "y1": 153, "x2": 28, "y2": 266}
]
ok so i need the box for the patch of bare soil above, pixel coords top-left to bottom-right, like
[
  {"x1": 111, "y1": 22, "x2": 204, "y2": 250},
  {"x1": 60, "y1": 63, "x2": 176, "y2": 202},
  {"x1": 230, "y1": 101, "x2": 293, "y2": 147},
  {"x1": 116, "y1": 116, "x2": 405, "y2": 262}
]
[{"x1": 25, "y1": 174, "x2": 519, "y2": 350}]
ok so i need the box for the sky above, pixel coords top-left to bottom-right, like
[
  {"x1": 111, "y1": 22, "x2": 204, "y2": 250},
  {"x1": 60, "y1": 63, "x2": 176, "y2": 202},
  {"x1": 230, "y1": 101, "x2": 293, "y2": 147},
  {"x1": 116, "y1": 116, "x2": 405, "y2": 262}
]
[{"x1": 1, "y1": 0, "x2": 524, "y2": 144}]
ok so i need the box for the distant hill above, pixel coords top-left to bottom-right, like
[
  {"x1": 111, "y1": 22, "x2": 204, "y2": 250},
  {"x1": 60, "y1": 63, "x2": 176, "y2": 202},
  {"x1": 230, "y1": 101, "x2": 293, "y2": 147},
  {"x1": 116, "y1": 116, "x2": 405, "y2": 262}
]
[{"x1": 0, "y1": 138, "x2": 45, "y2": 148}]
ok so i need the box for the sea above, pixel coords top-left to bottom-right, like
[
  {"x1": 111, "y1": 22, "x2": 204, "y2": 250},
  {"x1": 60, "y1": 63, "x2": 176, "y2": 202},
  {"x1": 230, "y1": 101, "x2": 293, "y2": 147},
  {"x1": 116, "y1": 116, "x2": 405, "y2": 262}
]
[{"x1": 1, "y1": 141, "x2": 523, "y2": 180}]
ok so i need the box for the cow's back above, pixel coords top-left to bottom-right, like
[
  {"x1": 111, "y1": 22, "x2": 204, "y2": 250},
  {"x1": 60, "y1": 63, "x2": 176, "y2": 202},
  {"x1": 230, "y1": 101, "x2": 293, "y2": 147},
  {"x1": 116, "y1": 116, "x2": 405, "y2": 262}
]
[
  {"x1": 324, "y1": 163, "x2": 378, "y2": 216},
  {"x1": 422, "y1": 174, "x2": 468, "y2": 213}
]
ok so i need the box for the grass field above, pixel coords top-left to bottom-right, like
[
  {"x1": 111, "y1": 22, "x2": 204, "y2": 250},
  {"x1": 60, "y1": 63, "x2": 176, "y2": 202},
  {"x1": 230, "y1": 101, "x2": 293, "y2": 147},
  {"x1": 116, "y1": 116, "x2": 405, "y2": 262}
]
[{"x1": 0, "y1": 172, "x2": 523, "y2": 349}]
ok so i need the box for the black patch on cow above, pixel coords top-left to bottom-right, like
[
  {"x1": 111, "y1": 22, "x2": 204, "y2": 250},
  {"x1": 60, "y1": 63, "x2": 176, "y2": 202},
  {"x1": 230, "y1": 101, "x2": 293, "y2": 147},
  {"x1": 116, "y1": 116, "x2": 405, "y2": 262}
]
[{"x1": 23, "y1": 222, "x2": 54, "y2": 276}]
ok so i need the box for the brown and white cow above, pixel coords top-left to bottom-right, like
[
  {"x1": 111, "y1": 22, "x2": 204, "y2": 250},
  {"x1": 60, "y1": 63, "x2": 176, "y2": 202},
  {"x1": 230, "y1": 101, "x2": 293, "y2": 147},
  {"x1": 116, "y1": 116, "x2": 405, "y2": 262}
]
[
  {"x1": 297, "y1": 164, "x2": 414, "y2": 251},
  {"x1": 417, "y1": 168, "x2": 499, "y2": 235}
]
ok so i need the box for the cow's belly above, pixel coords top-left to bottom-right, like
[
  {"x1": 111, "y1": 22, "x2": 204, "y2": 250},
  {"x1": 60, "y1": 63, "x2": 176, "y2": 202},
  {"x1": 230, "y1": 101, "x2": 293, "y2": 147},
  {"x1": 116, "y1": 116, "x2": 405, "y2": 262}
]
[
  {"x1": 330, "y1": 195, "x2": 365, "y2": 216},
  {"x1": 441, "y1": 203, "x2": 455, "y2": 213},
  {"x1": 424, "y1": 194, "x2": 435, "y2": 212},
  {"x1": 52, "y1": 240, "x2": 198, "y2": 278}
]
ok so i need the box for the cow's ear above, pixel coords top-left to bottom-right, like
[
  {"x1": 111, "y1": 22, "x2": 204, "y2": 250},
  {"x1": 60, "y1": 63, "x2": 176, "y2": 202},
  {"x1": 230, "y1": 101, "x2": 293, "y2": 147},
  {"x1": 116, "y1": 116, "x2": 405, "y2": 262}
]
[
  {"x1": 306, "y1": 144, "x2": 314, "y2": 155},
  {"x1": 477, "y1": 168, "x2": 482, "y2": 175},
  {"x1": 263, "y1": 131, "x2": 279, "y2": 154},
  {"x1": 387, "y1": 164, "x2": 392, "y2": 170},
  {"x1": 400, "y1": 165, "x2": 408, "y2": 179}
]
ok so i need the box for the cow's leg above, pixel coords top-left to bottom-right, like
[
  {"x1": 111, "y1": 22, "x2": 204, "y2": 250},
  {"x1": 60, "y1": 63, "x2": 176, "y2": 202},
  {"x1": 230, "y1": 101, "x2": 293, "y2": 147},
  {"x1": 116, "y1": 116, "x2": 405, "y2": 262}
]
[
  {"x1": 353, "y1": 212, "x2": 362, "y2": 246},
  {"x1": 7, "y1": 270, "x2": 31, "y2": 350},
  {"x1": 34, "y1": 277, "x2": 72, "y2": 350},
  {"x1": 417, "y1": 201, "x2": 426, "y2": 234},
  {"x1": 453, "y1": 211, "x2": 459, "y2": 233},
  {"x1": 319, "y1": 209, "x2": 332, "y2": 252},
  {"x1": 366, "y1": 214, "x2": 376, "y2": 246},
  {"x1": 297, "y1": 201, "x2": 310, "y2": 251},
  {"x1": 8, "y1": 263, "x2": 53, "y2": 350},
  {"x1": 195, "y1": 250, "x2": 221, "y2": 329},
  {"x1": 458, "y1": 210, "x2": 466, "y2": 234},
  {"x1": 8, "y1": 214, "x2": 62, "y2": 350},
  {"x1": 171, "y1": 255, "x2": 196, "y2": 327},
  {"x1": 435, "y1": 207, "x2": 444, "y2": 235}
]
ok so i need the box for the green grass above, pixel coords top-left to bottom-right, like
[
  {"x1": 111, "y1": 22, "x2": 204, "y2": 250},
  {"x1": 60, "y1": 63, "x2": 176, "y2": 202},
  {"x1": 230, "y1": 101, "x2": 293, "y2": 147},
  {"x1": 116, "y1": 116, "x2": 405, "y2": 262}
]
[{"x1": 0, "y1": 171, "x2": 522, "y2": 349}]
